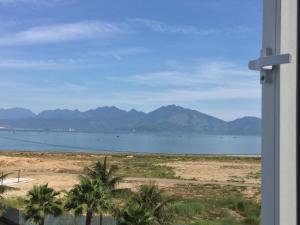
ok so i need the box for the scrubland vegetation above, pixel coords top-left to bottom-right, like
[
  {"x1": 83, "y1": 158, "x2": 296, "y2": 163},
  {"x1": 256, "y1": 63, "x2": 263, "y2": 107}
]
[{"x1": 0, "y1": 152, "x2": 261, "y2": 225}]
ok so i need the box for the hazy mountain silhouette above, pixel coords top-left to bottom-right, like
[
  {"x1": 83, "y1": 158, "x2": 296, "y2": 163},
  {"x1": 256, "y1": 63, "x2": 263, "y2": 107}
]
[
  {"x1": 0, "y1": 105, "x2": 261, "y2": 135},
  {"x1": 0, "y1": 107, "x2": 35, "y2": 120},
  {"x1": 227, "y1": 116, "x2": 261, "y2": 135}
]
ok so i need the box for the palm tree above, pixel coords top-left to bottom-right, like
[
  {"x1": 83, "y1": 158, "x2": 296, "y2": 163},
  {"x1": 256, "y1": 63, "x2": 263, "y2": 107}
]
[
  {"x1": 84, "y1": 156, "x2": 123, "y2": 190},
  {"x1": 0, "y1": 172, "x2": 10, "y2": 198},
  {"x1": 115, "y1": 185, "x2": 172, "y2": 225},
  {"x1": 23, "y1": 184, "x2": 62, "y2": 225},
  {"x1": 0, "y1": 172, "x2": 11, "y2": 214},
  {"x1": 116, "y1": 204, "x2": 159, "y2": 225},
  {"x1": 65, "y1": 177, "x2": 112, "y2": 225},
  {"x1": 131, "y1": 185, "x2": 173, "y2": 225},
  {"x1": 83, "y1": 156, "x2": 123, "y2": 225}
]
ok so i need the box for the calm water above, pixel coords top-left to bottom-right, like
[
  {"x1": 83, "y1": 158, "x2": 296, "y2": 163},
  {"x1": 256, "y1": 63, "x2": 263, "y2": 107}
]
[{"x1": 0, "y1": 131, "x2": 261, "y2": 155}]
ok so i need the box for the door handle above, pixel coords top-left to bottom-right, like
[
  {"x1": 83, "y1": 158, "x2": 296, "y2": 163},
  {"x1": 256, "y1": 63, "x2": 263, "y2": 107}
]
[{"x1": 248, "y1": 48, "x2": 292, "y2": 83}]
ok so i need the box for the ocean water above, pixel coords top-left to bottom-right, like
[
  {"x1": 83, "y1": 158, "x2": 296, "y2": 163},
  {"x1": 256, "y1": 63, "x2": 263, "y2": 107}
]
[{"x1": 0, "y1": 131, "x2": 261, "y2": 155}]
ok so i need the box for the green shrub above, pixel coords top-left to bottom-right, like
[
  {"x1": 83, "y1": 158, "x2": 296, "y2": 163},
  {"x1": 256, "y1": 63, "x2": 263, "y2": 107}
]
[
  {"x1": 188, "y1": 216, "x2": 239, "y2": 225},
  {"x1": 225, "y1": 196, "x2": 260, "y2": 218},
  {"x1": 170, "y1": 200, "x2": 204, "y2": 217},
  {"x1": 3, "y1": 197, "x2": 26, "y2": 209}
]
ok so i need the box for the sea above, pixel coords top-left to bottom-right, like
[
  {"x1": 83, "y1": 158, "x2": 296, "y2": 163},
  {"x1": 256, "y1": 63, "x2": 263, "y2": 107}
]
[{"x1": 0, "y1": 131, "x2": 261, "y2": 155}]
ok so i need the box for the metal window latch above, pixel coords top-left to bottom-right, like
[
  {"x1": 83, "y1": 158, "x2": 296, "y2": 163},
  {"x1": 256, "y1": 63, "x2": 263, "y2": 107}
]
[{"x1": 248, "y1": 48, "x2": 292, "y2": 83}]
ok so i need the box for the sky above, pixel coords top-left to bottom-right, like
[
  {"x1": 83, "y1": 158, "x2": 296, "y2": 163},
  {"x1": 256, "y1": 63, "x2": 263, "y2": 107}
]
[{"x1": 0, "y1": 0, "x2": 262, "y2": 121}]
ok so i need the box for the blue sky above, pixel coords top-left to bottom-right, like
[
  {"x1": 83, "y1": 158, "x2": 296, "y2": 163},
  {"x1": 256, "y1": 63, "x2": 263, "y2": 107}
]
[{"x1": 0, "y1": 0, "x2": 262, "y2": 121}]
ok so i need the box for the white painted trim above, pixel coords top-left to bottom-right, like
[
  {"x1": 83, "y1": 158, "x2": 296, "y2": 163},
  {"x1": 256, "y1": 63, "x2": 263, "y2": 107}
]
[
  {"x1": 279, "y1": 0, "x2": 297, "y2": 224},
  {"x1": 261, "y1": 0, "x2": 297, "y2": 225}
]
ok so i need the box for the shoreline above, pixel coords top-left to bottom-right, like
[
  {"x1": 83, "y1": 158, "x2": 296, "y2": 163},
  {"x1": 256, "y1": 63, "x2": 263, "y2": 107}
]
[
  {"x1": 0, "y1": 129, "x2": 261, "y2": 136},
  {"x1": 0, "y1": 149, "x2": 261, "y2": 158}
]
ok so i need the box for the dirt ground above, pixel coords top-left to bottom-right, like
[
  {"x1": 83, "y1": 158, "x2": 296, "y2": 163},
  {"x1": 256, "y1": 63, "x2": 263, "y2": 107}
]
[
  {"x1": 0, "y1": 152, "x2": 261, "y2": 198},
  {"x1": 163, "y1": 161, "x2": 261, "y2": 184}
]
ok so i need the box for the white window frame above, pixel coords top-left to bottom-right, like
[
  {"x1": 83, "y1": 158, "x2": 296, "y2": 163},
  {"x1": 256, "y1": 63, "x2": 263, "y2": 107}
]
[{"x1": 258, "y1": 0, "x2": 297, "y2": 224}]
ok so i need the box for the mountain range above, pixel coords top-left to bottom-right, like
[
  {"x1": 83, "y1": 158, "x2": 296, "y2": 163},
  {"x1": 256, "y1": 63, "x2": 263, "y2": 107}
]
[{"x1": 0, "y1": 105, "x2": 261, "y2": 135}]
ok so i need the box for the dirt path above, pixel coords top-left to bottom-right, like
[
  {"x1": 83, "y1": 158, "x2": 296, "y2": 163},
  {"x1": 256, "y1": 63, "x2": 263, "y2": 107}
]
[
  {"x1": 124, "y1": 177, "x2": 260, "y2": 188},
  {"x1": 4, "y1": 174, "x2": 259, "y2": 198}
]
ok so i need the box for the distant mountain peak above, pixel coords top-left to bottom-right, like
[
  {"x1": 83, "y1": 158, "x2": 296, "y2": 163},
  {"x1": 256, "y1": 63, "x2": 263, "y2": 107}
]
[
  {"x1": 93, "y1": 106, "x2": 125, "y2": 112},
  {"x1": 228, "y1": 116, "x2": 261, "y2": 135},
  {"x1": 128, "y1": 109, "x2": 138, "y2": 114},
  {"x1": 0, "y1": 105, "x2": 261, "y2": 135},
  {"x1": 151, "y1": 104, "x2": 185, "y2": 113},
  {"x1": 0, "y1": 107, "x2": 36, "y2": 120},
  {"x1": 160, "y1": 104, "x2": 182, "y2": 109},
  {"x1": 128, "y1": 108, "x2": 145, "y2": 114}
]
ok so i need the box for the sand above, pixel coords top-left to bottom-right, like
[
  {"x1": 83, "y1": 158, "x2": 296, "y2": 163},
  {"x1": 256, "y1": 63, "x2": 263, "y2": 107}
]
[
  {"x1": 162, "y1": 161, "x2": 261, "y2": 184},
  {"x1": 0, "y1": 152, "x2": 261, "y2": 198}
]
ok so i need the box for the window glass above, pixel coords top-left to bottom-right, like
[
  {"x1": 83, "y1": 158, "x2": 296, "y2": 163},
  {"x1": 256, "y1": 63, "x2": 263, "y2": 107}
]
[{"x1": 0, "y1": 1, "x2": 262, "y2": 224}]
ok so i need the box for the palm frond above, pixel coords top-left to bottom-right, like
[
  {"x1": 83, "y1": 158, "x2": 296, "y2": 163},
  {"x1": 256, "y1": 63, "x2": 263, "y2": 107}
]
[
  {"x1": 127, "y1": 184, "x2": 173, "y2": 225},
  {"x1": 65, "y1": 177, "x2": 113, "y2": 217},
  {"x1": 23, "y1": 184, "x2": 63, "y2": 224},
  {"x1": 83, "y1": 156, "x2": 123, "y2": 192}
]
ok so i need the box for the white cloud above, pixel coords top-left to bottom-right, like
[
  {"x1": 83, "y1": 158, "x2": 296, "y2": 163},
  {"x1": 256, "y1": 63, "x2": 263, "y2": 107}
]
[
  {"x1": 0, "y1": 59, "x2": 61, "y2": 69},
  {"x1": 0, "y1": 76, "x2": 88, "y2": 94},
  {"x1": 0, "y1": 18, "x2": 248, "y2": 47},
  {"x1": 128, "y1": 18, "x2": 249, "y2": 35},
  {"x1": 0, "y1": 56, "x2": 99, "y2": 69},
  {"x1": 0, "y1": 0, "x2": 29, "y2": 3},
  {"x1": 128, "y1": 18, "x2": 200, "y2": 34},
  {"x1": 88, "y1": 47, "x2": 147, "y2": 60},
  {"x1": 110, "y1": 60, "x2": 260, "y2": 102},
  {"x1": 0, "y1": 21, "x2": 123, "y2": 46},
  {"x1": 0, "y1": 47, "x2": 147, "y2": 68},
  {"x1": 28, "y1": 82, "x2": 88, "y2": 93},
  {"x1": 0, "y1": 57, "x2": 108, "y2": 69},
  {"x1": 113, "y1": 61, "x2": 258, "y2": 87},
  {"x1": 107, "y1": 87, "x2": 260, "y2": 106},
  {"x1": 0, "y1": 0, "x2": 66, "y2": 6}
]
